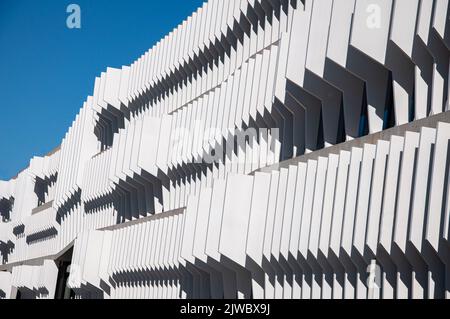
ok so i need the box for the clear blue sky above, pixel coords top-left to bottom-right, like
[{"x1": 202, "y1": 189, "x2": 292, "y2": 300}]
[{"x1": 0, "y1": 0, "x2": 204, "y2": 180}]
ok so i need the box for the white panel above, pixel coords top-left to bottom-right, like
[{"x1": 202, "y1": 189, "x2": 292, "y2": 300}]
[
  {"x1": 246, "y1": 172, "x2": 272, "y2": 265},
  {"x1": 409, "y1": 127, "x2": 436, "y2": 250},
  {"x1": 366, "y1": 140, "x2": 390, "y2": 254},
  {"x1": 219, "y1": 174, "x2": 254, "y2": 267},
  {"x1": 380, "y1": 135, "x2": 405, "y2": 253},
  {"x1": 426, "y1": 122, "x2": 450, "y2": 250},
  {"x1": 351, "y1": 0, "x2": 392, "y2": 64}
]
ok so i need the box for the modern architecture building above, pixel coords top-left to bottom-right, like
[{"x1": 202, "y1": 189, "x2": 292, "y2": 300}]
[{"x1": 1, "y1": 0, "x2": 450, "y2": 299}]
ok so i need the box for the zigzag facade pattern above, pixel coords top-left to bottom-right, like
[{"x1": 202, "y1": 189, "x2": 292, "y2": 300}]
[{"x1": 0, "y1": 0, "x2": 450, "y2": 299}]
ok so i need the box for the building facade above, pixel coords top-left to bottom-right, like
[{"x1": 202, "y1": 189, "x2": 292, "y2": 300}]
[{"x1": 1, "y1": 0, "x2": 450, "y2": 299}]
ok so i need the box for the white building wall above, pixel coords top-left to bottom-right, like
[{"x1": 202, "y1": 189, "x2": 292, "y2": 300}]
[{"x1": 1, "y1": 0, "x2": 449, "y2": 299}]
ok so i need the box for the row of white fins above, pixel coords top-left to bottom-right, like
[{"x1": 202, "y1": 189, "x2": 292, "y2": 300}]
[
  {"x1": 93, "y1": 0, "x2": 294, "y2": 116},
  {"x1": 66, "y1": 121, "x2": 450, "y2": 299},
  {"x1": 82, "y1": 45, "x2": 283, "y2": 211},
  {"x1": 57, "y1": 0, "x2": 450, "y2": 219},
  {"x1": 2, "y1": 0, "x2": 448, "y2": 221},
  {"x1": 45, "y1": 14, "x2": 285, "y2": 218},
  {"x1": 286, "y1": 0, "x2": 449, "y2": 132},
  {"x1": 4, "y1": 207, "x2": 59, "y2": 264},
  {"x1": 0, "y1": 260, "x2": 58, "y2": 299},
  {"x1": 1, "y1": 0, "x2": 449, "y2": 294}
]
